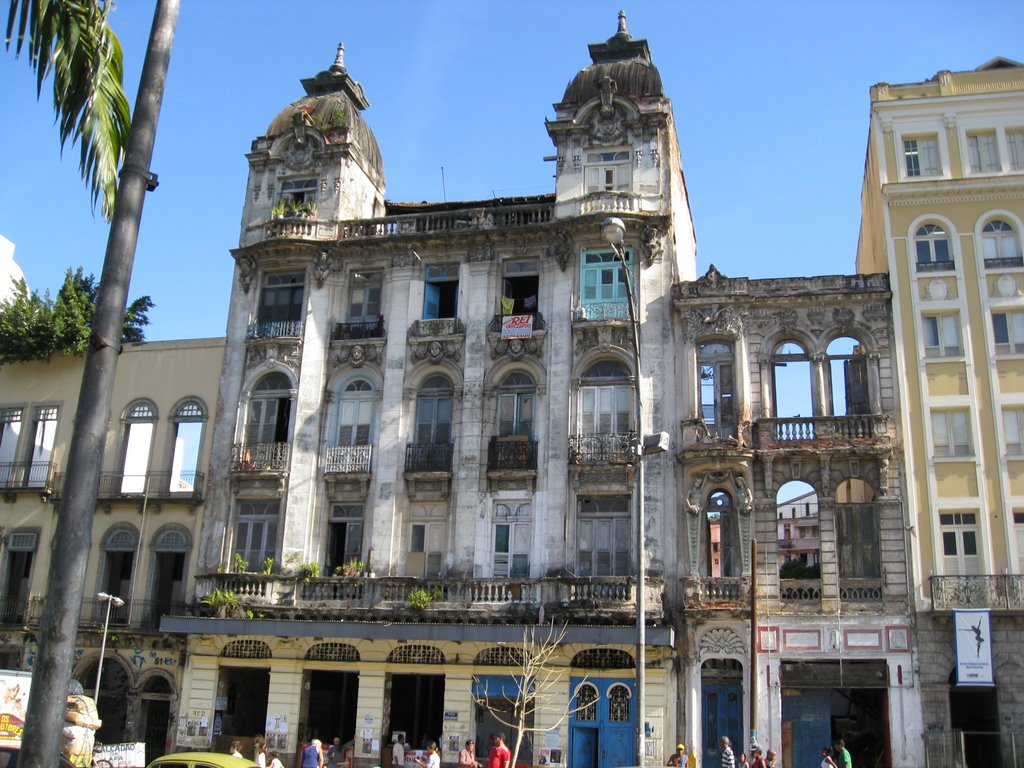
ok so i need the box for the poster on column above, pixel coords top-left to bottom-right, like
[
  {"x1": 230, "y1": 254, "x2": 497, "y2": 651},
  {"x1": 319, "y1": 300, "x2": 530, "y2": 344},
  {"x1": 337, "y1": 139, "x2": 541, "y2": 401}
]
[{"x1": 954, "y1": 609, "x2": 994, "y2": 685}]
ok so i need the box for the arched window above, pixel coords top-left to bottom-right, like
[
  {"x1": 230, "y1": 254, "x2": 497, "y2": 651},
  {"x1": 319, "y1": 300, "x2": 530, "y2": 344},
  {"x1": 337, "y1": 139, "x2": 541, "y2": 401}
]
[
  {"x1": 170, "y1": 399, "x2": 205, "y2": 493},
  {"x1": 835, "y1": 479, "x2": 880, "y2": 581},
  {"x1": 246, "y1": 373, "x2": 292, "y2": 445},
  {"x1": 914, "y1": 224, "x2": 952, "y2": 266},
  {"x1": 608, "y1": 683, "x2": 632, "y2": 723},
  {"x1": 982, "y1": 219, "x2": 1020, "y2": 262},
  {"x1": 102, "y1": 526, "x2": 138, "y2": 608},
  {"x1": 706, "y1": 491, "x2": 738, "y2": 577},
  {"x1": 336, "y1": 379, "x2": 375, "y2": 446},
  {"x1": 152, "y1": 526, "x2": 189, "y2": 614},
  {"x1": 826, "y1": 337, "x2": 869, "y2": 416},
  {"x1": 415, "y1": 375, "x2": 454, "y2": 445},
  {"x1": 579, "y1": 361, "x2": 632, "y2": 436},
  {"x1": 121, "y1": 400, "x2": 156, "y2": 494},
  {"x1": 698, "y1": 342, "x2": 735, "y2": 438},
  {"x1": 574, "y1": 683, "x2": 598, "y2": 722},
  {"x1": 497, "y1": 372, "x2": 535, "y2": 437},
  {"x1": 771, "y1": 342, "x2": 812, "y2": 419},
  {"x1": 776, "y1": 480, "x2": 820, "y2": 586}
]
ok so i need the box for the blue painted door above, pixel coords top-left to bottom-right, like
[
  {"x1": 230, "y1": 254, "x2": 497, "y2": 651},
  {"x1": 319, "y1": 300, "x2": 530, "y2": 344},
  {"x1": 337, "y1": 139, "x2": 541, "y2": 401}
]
[
  {"x1": 570, "y1": 678, "x2": 634, "y2": 768},
  {"x1": 782, "y1": 688, "x2": 831, "y2": 768},
  {"x1": 702, "y1": 683, "x2": 742, "y2": 765}
]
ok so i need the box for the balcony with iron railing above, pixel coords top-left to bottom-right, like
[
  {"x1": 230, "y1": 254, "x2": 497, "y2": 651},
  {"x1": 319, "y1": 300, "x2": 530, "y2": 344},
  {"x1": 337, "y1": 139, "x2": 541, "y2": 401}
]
[
  {"x1": 405, "y1": 443, "x2": 454, "y2": 473},
  {"x1": 332, "y1": 319, "x2": 385, "y2": 341},
  {"x1": 984, "y1": 255, "x2": 1024, "y2": 269},
  {"x1": 931, "y1": 574, "x2": 1024, "y2": 610},
  {"x1": 246, "y1": 319, "x2": 303, "y2": 340},
  {"x1": 325, "y1": 445, "x2": 372, "y2": 474},
  {"x1": 230, "y1": 442, "x2": 291, "y2": 472},
  {"x1": 487, "y1": 437, "x2": 538, "y2": 472},
  {"x1": 572, "y1": 301, "x2": 631, "y2": 322},
  {"x1": 1, "y1": 596, "x2": 185, "y2": 630},
  {"x1": 191, "y1": 572, "x2": 663, "y2": 624},
  {"x1": 569, "y1": 433, "x2": 635, "y2": 465},
  {"x1": 51, "y1": 470, "x2": 205, "y2": 503},
  {"x1": 756, "y1": 414, "x2": 890, "y2": 449},
  {"x1": 0, "y1": 461, "x2": 55, "y2": 498}
]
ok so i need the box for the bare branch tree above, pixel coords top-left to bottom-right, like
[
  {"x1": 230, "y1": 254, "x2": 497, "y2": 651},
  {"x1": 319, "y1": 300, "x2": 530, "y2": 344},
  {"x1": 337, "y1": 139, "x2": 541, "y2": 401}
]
[{"x1": 472, "y1": 623, "x2": 596, "y2": 768}]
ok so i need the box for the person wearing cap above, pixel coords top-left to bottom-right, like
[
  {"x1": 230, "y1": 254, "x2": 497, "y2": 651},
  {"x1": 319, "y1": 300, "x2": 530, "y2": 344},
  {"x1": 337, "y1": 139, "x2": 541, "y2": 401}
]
[{"x1": 667, "y1": 743, "x2": 685, "y2": 766}]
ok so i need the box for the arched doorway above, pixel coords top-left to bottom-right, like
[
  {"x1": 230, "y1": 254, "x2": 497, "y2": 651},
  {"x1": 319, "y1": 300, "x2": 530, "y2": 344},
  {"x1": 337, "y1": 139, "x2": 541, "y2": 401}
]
[
  {"x1": 140, "y1": 674, "x2": 174, "y2": 763},
  {"x1": 80, "y1": 657, "x2": 130, "y2": 744}
]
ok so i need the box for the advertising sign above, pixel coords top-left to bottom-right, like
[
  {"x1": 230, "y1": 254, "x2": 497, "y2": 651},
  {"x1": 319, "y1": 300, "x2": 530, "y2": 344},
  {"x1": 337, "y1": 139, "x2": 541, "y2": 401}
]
[
  {"x1": 500, "y1": 314, "x2": 534, "y2": 338},
  {"x1": 954, "y1": 609, "x2": 994, "y2": 685}
]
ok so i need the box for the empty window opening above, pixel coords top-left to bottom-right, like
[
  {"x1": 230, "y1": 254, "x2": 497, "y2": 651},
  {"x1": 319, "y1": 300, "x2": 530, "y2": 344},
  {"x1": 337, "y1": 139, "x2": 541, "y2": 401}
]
[{"x1": 423, "y1": 264, "x2": 459, "y2": 319}]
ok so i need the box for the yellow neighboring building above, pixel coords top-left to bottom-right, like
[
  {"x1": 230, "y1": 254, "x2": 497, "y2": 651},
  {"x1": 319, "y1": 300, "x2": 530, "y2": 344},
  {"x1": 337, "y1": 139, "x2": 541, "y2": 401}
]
[
  {"x1": 0, "y1": 338, "x2": 224, "y2": 763},
  {"x1": 858, "y1": 57, "x2": 1024, "y2": 766}
]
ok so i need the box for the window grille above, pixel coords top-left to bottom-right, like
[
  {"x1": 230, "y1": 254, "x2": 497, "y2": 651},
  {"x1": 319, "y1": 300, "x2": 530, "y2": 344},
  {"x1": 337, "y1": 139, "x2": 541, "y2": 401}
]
[
  {"x1": 221, "y1": 639, "x2": 272, "y2": 659},
  {"x1": 574, "y1": 683, "x2": 598, "y2": 721},
  {"x1": 608, "y1": 683, "x2": 632, "y2": 723},
  {"x1": 475, "y1": 646, "x2": 528, "y2": 666},
  {"x1": 7, "y1": 531, "x2": 38, "y2": 551},
  {"x1": 305, "y1": 642, "x2": 360, "y2": 662},
  {"x1": 387, "y1": 644, "x2": 444, "y2": 665},
  {"x1": 571, "y1": 648, "x2": 635, "y2": 669},
  {"x1": 105, "y1": 528, "x2": 137, "y2": 551},
  {"x1": 154, "y1": 529, "x2": 188, "y2": 552}
]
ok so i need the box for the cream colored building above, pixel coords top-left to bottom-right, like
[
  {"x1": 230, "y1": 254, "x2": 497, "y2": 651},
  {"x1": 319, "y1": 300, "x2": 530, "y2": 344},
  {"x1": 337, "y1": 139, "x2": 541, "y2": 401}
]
[
  {"x1": 0, "y1": 338, "x2": 224, "y2": 761},
  {"x1": 858, "y1": 57, "x2": 1024, "y2": 766}
]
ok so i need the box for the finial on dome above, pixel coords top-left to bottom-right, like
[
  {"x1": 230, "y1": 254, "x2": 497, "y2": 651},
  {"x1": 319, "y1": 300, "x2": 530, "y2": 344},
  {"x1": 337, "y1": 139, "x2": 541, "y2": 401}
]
[
  {"x1": 330, "y1": 43, "x2": 346, "y2": 73},
  {"x1": 617, "y1": 10, "x2": 628, "y2": 35}
]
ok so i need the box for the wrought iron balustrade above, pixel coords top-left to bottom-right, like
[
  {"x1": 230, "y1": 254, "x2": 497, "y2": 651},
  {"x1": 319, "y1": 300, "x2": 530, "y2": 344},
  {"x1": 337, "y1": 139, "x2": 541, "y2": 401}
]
[
  {"x1": 572, "y1": 302, "x2": 631, "y2": 321},
  {"x1": 231, "y1": 442, "x2": 291, "y2": 472},
  {"x1": 569, "y1": 433, "x2": 635, "y2": 465},
  {"x1": 0, "y1": 461, "x2": 54, "y2": 491},
  {"x1": 984, "y1": 255, "x2": 1024, "y2": 269},
  {"x1": 332, "y1": 319, "x2": 385, "y2": 340},
  {"x1": 246, "y1": 320, "x2": 303, "y2": 339},
  {"x1": 405, "y1": 443, "x2": 454, "y2": 473},
  {"x1": 487, "y1": 437, "x2": 538, "y2": 471},
  {"x1": 931, "y1": 574, "x2": 1024, "y2": 610},
  {"x1": 325, "y1": 445, "x2": 373, "y2": 474}
]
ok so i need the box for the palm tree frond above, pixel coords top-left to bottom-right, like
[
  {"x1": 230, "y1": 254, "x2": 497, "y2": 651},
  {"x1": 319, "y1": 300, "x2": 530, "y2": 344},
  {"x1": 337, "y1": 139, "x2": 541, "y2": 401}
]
[{"x1": 7, "y1": 0, "x2": 129, "y2": 220}]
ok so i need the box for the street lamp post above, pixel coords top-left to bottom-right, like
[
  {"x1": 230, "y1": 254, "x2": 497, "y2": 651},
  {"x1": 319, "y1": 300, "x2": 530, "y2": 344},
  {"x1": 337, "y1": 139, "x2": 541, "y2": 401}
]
[
  {"x1": 94, "y1": 592, "x2": 125, "y2": 707},
  {"x1": 602, "y1": 217, "x2": 668, "y2": 767}
]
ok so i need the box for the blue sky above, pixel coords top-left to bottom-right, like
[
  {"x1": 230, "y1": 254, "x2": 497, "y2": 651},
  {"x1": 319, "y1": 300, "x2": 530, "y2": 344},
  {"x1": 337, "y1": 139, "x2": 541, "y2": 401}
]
[{"x1": 2, "y1": 1, "x2": 1023, "y2": 341}]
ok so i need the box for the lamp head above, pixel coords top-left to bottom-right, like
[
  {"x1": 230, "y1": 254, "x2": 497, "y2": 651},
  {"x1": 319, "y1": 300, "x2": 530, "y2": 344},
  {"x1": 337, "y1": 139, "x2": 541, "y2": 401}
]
[{"x1": 601, "y1": 216, "x2": 626, "y2": 247}]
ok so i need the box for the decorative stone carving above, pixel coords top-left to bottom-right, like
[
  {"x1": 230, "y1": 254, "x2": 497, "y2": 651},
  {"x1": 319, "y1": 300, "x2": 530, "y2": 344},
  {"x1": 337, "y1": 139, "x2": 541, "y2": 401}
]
[
  {"x1": 589, "y1": 76, "x2": 626, "y2": 144},
  {"x1": 489, "y1": 335, "x2": 545, "y2": 362},
  {"x1": 699, "y1": 627, "x2": 745, "y2": 657},
  {"x1": 411, "y1": 339, "x2": 463, "y2": 364},
  {"x1": 547, "y1": 230, "x2": 574, "y2": 272},
  {"x1": 996, "y1": 274, "x2": 1021, "y2": 297},
  {"x1": 573, "y1": 325, "x2": 634, "y2": 358},
  {"x1": 466, "y1": 244, "x2": 495, "y2": 263},
  {"x1": 238, "y1": 256, "x2": 257, "y2": 293},
  {"x1": 734, "y1": 474, "x2": 752, "y2": 514},
  {"x1": 832, "y1": 307, "x2": 855, "y2": 328},
  {"x1": 640, "y1": 224, "x2": 663, "y2": 266},
  {"x1": 685, "y1": 473, "x2": 706, "y2": 515},
  {"x1": 776, "y1": 308, "x2": 798, "y2": 333},
  {"x1": 312, "y1": 250, "x2": 331, "y2": 288},
  {"x1": 390, "y1": 250, "x2": 421, "y2": 270},
  {"x1": 927, "y1": 279, "x2": 950, "y2": 301},
  {"x1": 680, "y1": 306, "x2": 743, "y2": 341},
  {"x1": 246, "y1": 341, "x2": 301, "y2": 372},
  {"x1": 331, "y1": 341, "x2": 384, "y2": 370},
  {"x1": 282, "y1": 132, "x2": 316, "y2": 171}
]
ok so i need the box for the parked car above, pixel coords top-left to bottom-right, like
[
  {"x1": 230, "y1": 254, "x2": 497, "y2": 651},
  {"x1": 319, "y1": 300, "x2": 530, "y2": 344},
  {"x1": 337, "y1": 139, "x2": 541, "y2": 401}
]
[{"x1": 146, "y1": 753, "x2": 260, "y2": 768}]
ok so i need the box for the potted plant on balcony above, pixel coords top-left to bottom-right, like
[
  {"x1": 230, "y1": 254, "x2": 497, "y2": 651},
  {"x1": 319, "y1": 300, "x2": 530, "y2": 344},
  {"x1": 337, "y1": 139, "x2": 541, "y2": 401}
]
[
  {"x1": 271, "y1": 199, "x2": 287, "y2": 219},
  {"x1": 298, "y1": 562, "x2": 322, "y2": 581},
  {"x1": 335, "y1": 558, "x2": 365, "y2": 577},
  {"x1": 407, "y1": 587, "x2": 440, "y2": 610},
  {"x1": 200, "y1": 588, "x2": 243, "y2": 618}
]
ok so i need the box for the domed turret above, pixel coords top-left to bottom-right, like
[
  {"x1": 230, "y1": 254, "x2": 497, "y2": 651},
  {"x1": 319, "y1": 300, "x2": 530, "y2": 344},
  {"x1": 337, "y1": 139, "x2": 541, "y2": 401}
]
[
  {"x1": 560, "y1": 11, "x2": 664, "y2": 106},
  {"x1": 240, "y1": 44, "x2": 386, "y2": 246}
]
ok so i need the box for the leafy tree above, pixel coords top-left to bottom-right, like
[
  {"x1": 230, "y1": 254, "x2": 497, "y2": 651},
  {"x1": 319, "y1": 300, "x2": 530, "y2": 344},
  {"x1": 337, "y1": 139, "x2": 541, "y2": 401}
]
[
  {"x1": 0, "y1": 269, "x2": 153, "y2": 364},
  {"x1": 6, "y1": 0, "x2": 131, "y2": 219}
]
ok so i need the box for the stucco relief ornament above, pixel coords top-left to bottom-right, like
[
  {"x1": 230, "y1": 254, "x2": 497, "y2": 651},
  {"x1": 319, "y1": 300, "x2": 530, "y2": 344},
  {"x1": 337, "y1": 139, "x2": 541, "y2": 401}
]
[
  {"x1": 312, "y1": 250, "x2": 331, "y2": 288},
  {"x1": 590, "y1": 75, "x2": 626, "y2": 144},
  {"x1": 390, "y1": 250, "x2": 420, "y2": 269},
  {"x1": 491, "y1": 336, "x2": 544, "y2": 362},
  {"x1": 547, "y1": 230, "x2": 574, "y2": 272},
  {"x1": 699, "y1": 628, "x2": 745, "y2": 657},
  {"x1": 640, "y1": 224, "x2": 663, "y2": 266},
  {"x1": 734, "y1": 475, "x2": 753, "y2": 514},
  {"x1": 349, "y1": 345, "x2": 366, "y2": 366},
  {"x1": 466, "y1": 244, "x2": 495, "y2": 263},
  {"x1": 685, "y1": 473, "x2": 706, "y2": 515},
  {"x1": 996, "y1": 274, "x2": 1021, "y2": 298},
  {"x1": 238, "y1": 256, "x2": 257, "y2": 293},
  {"x1": 283, "y1": 114, "x2": 316, "y2": 170}
]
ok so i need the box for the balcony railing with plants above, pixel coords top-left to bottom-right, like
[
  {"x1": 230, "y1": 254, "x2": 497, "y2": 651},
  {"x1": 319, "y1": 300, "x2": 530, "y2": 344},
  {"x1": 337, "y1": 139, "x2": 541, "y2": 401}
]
[
  {"x1": 487, "y1": 437, "x2": 538, "y2": 472},
  {"x1": 756, "y1": 414, "x2": 889, "y2": 447},
  {"x1": 332, "y1": 319, "x2": 385, "y2": 341},
  {"x1": 0, "y1": 461, "x2": 54, "y2": 493},
  {"x1": 246, "y1": 319, "x2": 303, "y2": 339},
  {"x1": 325, "y1": 445, "x2": 372, "y2": 474},
  {"x1": 405, "y1": 443, "x2": 454, "y2": 473},
  {"x1": 191, "y1": 572, "x2": 663, "y2": 622},
  {"x1": 931, "y1": 574, "x2": 1024, "y2": 610},
  {"x1": 569, "y1": 433, "x2": 635, "y2": 465},
  {"x1": 231, "y1": 442, "x2": 291, "y2": 472}
]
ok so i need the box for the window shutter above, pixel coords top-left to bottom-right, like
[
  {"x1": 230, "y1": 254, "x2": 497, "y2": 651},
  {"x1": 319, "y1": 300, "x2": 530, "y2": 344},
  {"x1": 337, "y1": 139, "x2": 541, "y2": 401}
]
[{"x1": 843, "y1": 357, "x2": 870, "y2": 415}]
